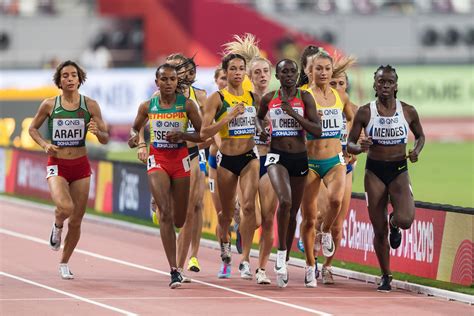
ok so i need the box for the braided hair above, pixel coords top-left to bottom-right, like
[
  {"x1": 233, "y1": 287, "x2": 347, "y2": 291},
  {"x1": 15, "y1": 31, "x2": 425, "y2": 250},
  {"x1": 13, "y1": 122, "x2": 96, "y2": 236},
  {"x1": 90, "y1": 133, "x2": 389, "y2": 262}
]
[
  {"x1": 374, "y1": 65, "x2": 398, "y2": 98},
  {"x1": 165, "y1": 53, "x2": 197, "y2": 92},
  {"x1": 297, "y1": 45, "x2": 321, "y2": 88}
]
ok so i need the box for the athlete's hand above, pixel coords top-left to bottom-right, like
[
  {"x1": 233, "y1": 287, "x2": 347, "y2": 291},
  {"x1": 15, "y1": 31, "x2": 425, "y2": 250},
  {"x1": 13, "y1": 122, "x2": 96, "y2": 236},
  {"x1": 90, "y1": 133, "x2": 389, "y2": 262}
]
[
  {"x1": 166, "y1": 131, "x2": 184, "y2": 143},
  {"x1": 359, "y1": 136, "x2": 373, "y2": 152},
  {"x1": 128, "y1": 128, "x2": 139, "y2": 148},
  {"x1": 87, "y1": 118, "x2": 99, "y2": 135},
  {"x1": 137, "y1": 147, "x2": 148, "y2": 164},
  {"x1": 407, "y1": 149, "x2": 419, "y2": 163},
  {"x1": 280, "y1": 101, "x2": 296, "y2": 117},
  {"x1": 228, "y1": 103, "x2": 245, "y2": 119},
  {"x1": 258, "y1": 129, "x2": 269, "y2": 142},
  {"x1": 43, "y1": 143, "x2": 59, "y2": 156}
]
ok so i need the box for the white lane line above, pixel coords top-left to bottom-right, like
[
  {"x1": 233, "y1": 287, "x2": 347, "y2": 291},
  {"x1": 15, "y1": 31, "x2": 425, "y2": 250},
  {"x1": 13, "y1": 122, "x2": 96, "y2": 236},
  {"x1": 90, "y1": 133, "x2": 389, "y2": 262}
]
[
  {"x1": 0, "y1": 228, "x2": 331, "y2": 316},
  {"x1": 0, "y1": 296, "x2": 434, "y2": 302},
  {"x1": 0, "y1": 272, "x2": 137, "y2": 316}
]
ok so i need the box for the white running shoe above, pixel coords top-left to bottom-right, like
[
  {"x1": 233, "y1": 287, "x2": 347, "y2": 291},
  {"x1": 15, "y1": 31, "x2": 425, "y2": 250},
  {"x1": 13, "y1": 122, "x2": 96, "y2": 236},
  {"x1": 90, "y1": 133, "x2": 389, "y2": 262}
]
[
  {"x1": 321, "y1": 232, "x2": 335, "y2": 257},
  {"x1": 304, "y1": 265, "x2": 317, "y2": 288},
  {"x1": 178, "y1": 268, "x2": 191, "y2": 283},
  {"x1": 49, "y1": 223, "x2": 62, "y2": 251},
  {"x1": 274, "y1": 250, "x2": 288, "y2": 288},
  {"x1": 238, "y1": 261, "x2": 252, "y2": 280},
  {"x1": 59, "y1": 264, "x2": 74, "y2": 280},
  {"x1": 322, "y1": 265, "x2": 335, "y2": 284},
  {"x1": 255, "y1": 268, "x2": 271, "y2": 285}
]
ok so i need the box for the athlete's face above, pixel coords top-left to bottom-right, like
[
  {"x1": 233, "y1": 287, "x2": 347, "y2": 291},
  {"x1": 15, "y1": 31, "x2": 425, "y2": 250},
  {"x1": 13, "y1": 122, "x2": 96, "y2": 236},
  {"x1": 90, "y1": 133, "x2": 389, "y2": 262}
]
[
  {"x1": 225, "y1": 58, "x2": 246, "y2": 86},
  {"x1": 156, "y1": 68, "x2": 178, "y2": 95},
  {"x1": 303, "y1": 55, "x2": 314, "y2": 78},
  {"x1": 374, "y1": 70, "x2": 398, "y2": 98},
  {"x1": 330, "y1": 74, "x2": 348, "y2": 93},
  {"x1": 312, "y1": 57, "x2": 333, "y2": 85},
  {"x1": 276, "y1": 60, "x2": 298, "y2": 88},
  {"x1": 249, "y1": 60, "x2": 271, "y2": 91},
  {"x1": 59, "y1": 65, "x2": 80, "y2": 91},
  {"x1": 215, "y1": 69, "x2": 227, "y2": 90}
]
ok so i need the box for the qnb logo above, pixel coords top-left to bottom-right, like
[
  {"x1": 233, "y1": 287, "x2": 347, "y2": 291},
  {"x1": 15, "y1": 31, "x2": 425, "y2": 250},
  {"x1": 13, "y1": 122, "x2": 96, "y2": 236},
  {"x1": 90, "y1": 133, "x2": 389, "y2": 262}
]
[
  {"x1": 379, "y1": 117, "x2": 399, "y2": 125},
  {"x1": 323, "y1": 109, "x2": 338, "y2": 115},
  {"x1": 156, "y1": 121, "x2": 163, "y2": 128},
  {"x1": 274, "y1": 109, "x2": 283, "y2": 116},
  {"x1": 118, "y1": 169, "x2": 139, "y2": 212}
]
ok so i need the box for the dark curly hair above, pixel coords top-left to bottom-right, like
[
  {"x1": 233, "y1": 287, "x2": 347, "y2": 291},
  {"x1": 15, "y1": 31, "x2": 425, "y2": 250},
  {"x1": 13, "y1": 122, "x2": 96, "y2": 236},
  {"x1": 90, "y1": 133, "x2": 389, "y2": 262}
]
[{"x1": 53, "y1": 60, "x2": 87, "y2": 89}]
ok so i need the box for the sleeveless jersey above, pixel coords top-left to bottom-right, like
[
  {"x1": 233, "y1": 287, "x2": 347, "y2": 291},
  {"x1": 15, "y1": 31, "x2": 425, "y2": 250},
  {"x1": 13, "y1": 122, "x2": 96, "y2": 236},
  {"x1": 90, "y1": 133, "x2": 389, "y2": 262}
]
[
  {"x1": 48, "y1": 95, "x2": 90, "y2": 147},
  {"x1": 305, "y1": 87, "x2": 344, "y2": 140},
  {"x1": 215, "y1": 88, "x2": 256, "y2": 139},
  {"x1": 340, "y1": 114, "x2": 348, "y2": 146},
  {"x1": 268, "y1": 89, "x2": 305, "y2": 137},
  {"x1": 149, "y1": 94, "x2": 188, "y2": 149},
  {"x1": 365, "y1": 99, "x2": 409, "y2": 146}
]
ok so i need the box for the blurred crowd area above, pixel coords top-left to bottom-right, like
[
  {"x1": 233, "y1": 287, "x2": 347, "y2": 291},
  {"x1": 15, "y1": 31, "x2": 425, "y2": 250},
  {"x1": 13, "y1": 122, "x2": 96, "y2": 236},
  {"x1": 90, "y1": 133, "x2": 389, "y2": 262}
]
[
  {"x1": 0, "y1": 0, "x2": 95, "y2": 15},
  {"x1": 241, "y1": 0, "x2": 473, "y2": 14}
]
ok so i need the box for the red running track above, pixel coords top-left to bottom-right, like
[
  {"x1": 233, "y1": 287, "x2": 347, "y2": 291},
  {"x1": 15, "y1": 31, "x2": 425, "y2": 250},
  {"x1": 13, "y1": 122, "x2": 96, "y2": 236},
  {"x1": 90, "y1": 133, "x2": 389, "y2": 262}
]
[{"x1": 0, "y1": 199, "x2": 472, "y2": 316}]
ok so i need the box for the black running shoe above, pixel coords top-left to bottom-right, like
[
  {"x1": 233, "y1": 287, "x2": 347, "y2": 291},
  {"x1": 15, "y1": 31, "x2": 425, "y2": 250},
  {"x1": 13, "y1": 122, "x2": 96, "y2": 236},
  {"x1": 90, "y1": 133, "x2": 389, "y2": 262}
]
[
  {"x1": 377, "y1": 274, "x2": 392, "y2": 292},
  {"x1": 389, "y1": 213, "x2": 402, "y2": 249},
  {"x1": 169, "y1": 269, "x2": 183, "y2": 289}
]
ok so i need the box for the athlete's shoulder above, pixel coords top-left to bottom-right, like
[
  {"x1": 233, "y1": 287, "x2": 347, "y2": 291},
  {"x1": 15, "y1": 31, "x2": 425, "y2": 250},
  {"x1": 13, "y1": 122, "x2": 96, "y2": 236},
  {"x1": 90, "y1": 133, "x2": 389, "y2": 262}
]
[
  {"x1": 357, "y1": 103, "x2": 371, "y2": 116},
  {"x1": 400, "y1": 100, "x2": 418, "y2": 118},
  {"x1": 262, "y1": 90, "x2": 276, "y2": 103},
  {"x1": 83, "y1": 95, "x2": 99, "y2": 107}
]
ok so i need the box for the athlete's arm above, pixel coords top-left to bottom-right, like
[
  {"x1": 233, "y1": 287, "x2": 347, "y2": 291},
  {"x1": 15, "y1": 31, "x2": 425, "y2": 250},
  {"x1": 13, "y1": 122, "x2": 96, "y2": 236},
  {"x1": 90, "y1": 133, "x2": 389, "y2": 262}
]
[
  {"x1": 129, "y1": 101, "x2": 149, "y2": 148},
  {"x1": 200, "y1": 91, "x2": 243, "y2": 139},
  {"x1": 404, "y1": 102, "x2": 425, "y2": 163},
  {"x1": 297, "y1": 90, "x2": 322, "y2": 137},
  {"x1": 195, "y1": 89, "x2": 207, "y2": 112},
  {"x1": 347, "y1": 104, "x2": 372, "y2": 155},
  {"x1": 169, "y1": 99, "x2": 202, "y2": 143},
  {"x1": 28, "y1": 98, "x2": 58, "y2": 155},
  {"x1": 340, "y1": 91, "x2": 354, "y2": 124},
  {"x1": 86, "y1": 98, "x2": 109, "y2": 145},
  {"x1": 256, "y1": 92, "x2": 271, "y2": 141}
]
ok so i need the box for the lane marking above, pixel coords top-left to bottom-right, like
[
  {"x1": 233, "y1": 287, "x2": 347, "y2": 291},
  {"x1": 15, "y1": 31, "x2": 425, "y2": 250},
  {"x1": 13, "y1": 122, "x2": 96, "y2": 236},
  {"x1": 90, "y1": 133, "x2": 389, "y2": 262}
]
[
  {"x1": 0, "y1": 272, "x2": 137, "y2": 316},
  {"x1": 0, "y1": 228, "x2": 331, "y2": 316}
]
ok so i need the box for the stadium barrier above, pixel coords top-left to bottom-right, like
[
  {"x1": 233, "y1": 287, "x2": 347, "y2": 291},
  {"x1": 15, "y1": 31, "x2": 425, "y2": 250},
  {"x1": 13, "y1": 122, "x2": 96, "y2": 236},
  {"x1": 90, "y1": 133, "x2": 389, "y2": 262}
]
[{"x1": 1, "y1": 146, "x2": 472, "y2": 286}]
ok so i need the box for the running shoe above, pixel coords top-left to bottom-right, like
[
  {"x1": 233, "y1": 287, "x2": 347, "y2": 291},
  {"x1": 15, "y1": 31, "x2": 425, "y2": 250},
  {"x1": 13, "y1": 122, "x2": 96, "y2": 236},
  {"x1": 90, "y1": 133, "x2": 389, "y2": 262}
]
[
  {"x1": 187, "y1": 256, "x2": 201, "y2": 272},
  {"x1": 274, "y1": 250, "x2": 288, "y2": 288},
  {"x1": 255, "y1": 268, "x2": 271, "y2": 285},
  {"x1": 169, "y1": 269, "x2": 183, "y2": 289},
  {"x1": 321, "y1": 232, "x2": 335, "y2": 257},
  {"x1": 389, "y1": 213, "x2": 402, "y2": 249},
  {"x1": 304, "y1": 265, "x2": 317, "y2": 288},
  {"x1": 234, "y1": 223, "x2": 242, "y2": 254},
  {"x1": 152, "y1": 211, "x2": 158, "y2": 225},
  {"x1": 297, "y1": 237, "x2": 305, "y2": 253},
  {"x1": 238, "y1": 261, "x2": 252, "y2": 280},
  {"x1": 217, "y1": 262, "x2": 231, "y2": 279},
  {"x1": 220, "y1": 242, "x2": 232, "y2": 264},
  {"x1": 322, "y1": 265, "x2": 334, "y2": 284},
  {"x1": 49, "y1": 223, "x2": 62, "y2": 251},
  {"x1": 178, "y1": 268, "x2": 191, "y2": 283},
  {"x1": 59, "y1": 263, "x2": 74, "y2": 280},
  {"x1": 377, "y1": 274, "x2": 393, "y2": 292}
]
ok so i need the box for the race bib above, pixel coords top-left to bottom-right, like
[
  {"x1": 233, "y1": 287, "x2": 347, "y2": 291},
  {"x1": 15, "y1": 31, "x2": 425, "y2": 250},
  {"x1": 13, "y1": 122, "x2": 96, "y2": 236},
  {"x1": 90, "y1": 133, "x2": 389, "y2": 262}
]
[
  {"x1": 182, "y1": 156, "x2": 191, "y2": 172},
  {"x1": 52, "y1": 118, "x2": 85, "y2": 146},
  {"x1": 46, "y1": 165, "x2": 58, "y2": 178},
  {"x1": 209, "y1": 178, "x2": 215, "y2": 193},
  {"x1": 264, "y1": 153, "x2": 280, "y2": 167},
  {"x1": 228, "y1": 106, "x2": 256, "y2": 136},
  {"x1": 269, "y1": 107, "x2": 304, "y2": 137},
  {"x1": 320, "y1": 108, "x2": 343, "y2": 138},
  {"x1": 150, "y1": 118, "x2": 185, "y2": 149}
]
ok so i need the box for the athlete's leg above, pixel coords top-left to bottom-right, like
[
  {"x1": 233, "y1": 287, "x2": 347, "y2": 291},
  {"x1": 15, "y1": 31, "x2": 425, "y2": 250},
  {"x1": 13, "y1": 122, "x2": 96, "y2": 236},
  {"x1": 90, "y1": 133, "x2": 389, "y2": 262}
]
[
  {"x1": 365, "y1": 170, "x2": 390, "y2": 275},
  {"x1": 286, "y1": 175, "x2": 307, "y2": 261},
  {"x1": 60, "y1": 177, "x2": 90, "y2": 264},
  {"x1": 48, "y1": 177, "x2": 75, "y2": 227},
  {"x1": 300, "y1": 171, "x2": 321, "y2": 266},
  {"x1": 257, "y1": 173, "x2": 278, "y2": 270},
  {"x1": 177, "y1": 157, "x2": 200, "y2": 269},
  {"x1": 189, "y1": 173, "x2": 205, "y2": 259},
  {"x1": 321, "y1": 165, "x2": 346, "y2": 233},
  {"x1": 216, "y1": 167, "x2": 238, "y2": 243},
  {"x1": 388, "y1": 172, "x2": 415, "y2": 229},
  {"x1": 267, "y1": 164, "x2": 292, "y2": 251},
  {"x1": 325, "y1": 171, "x2": 352, "y2": 267},
  {"x1": 149, "y1": 171, "x2": 176, "y2": 268},
  {"x1": 238, "y1": 159, "x2": 260, "y2": 263},
  {"x1": 208, "y1": 166, "x2": 223, "y2": 241}
]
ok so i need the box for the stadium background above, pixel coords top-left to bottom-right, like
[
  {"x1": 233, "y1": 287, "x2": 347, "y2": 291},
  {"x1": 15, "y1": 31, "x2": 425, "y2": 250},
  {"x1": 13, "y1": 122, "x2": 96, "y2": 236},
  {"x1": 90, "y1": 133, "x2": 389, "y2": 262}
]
[{"x1": 0, "y1": 0, "x2": 472, "y2": 289}]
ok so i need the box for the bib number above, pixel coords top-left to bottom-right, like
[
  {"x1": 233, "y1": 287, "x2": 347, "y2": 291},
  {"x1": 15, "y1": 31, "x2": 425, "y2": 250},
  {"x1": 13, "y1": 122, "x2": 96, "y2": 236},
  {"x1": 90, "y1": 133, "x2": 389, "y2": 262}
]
[
  {"x1": 46, "y1": 165, "x2": 58, "y2": 179},
  {"x1": 265, "y1": 153, "x2": 280, "y2": 167},
  {"x1": 147, "y1": 156, "x2": 156, "y2": 171},
  {"x1": 182, "y1": 156, "x2": 191, "y2": 172}
]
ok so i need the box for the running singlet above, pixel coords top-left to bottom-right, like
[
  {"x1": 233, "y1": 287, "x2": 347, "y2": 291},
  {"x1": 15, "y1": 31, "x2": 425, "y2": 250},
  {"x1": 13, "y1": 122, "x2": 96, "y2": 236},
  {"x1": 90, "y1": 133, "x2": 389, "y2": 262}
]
[
  {"x1": 186, "y1": 86, "x2": 203, "y2": 133},
  {"x1": 268, "y1": 89, "x2": 305, "y2": 137},
  {"x1": 340, "y1": 114, "x2": 348, "y2": 146},
  {"x1": 215, "y1": 88, "x2": 256, "y2": 139},
  {"x1": 365, "y1": 99, "x2": 409, "y2": 146},
  {"x1": 48, "y1": 95, "x2": 90, "y2": 147},
  {"x1": 149, "y1": 94, "x2": 188, "y2": 149},
  {"x1": 305, "y1": 87, "x2": 344, "y2": 140}
]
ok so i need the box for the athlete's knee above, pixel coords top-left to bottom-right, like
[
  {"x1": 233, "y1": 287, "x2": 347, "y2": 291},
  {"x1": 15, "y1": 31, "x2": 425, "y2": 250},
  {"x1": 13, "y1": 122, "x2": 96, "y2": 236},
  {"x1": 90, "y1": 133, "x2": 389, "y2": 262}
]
[
  {"x1": 327, "y1": 196, "x2": 342, "y2": 211},
  {"x1": 301, "y1": 216, "x2": 316, "y2": 231},
  {"x1": 57, "y1": 200, "x2": 74, "y2": 218},
  {"x1": 395, "y1": 214, "x2": 414, "y2": 230},
  {"x1": 241, "y1": 201, "x2": 255, "y2": 218},
  {"x1": 218, "y1": 211, "x2": 232, "y2": 226},
  {"x1": 278, "y1": 197, "x2": 292, "y2": 213},
  {"x1": 68, "y1": 216, "x2": 83, "y2": 230},
  {"x1": 159, "y1": 210, "x2": 173, "y2": 225},
  {"x1": 175, "y1": 216, "x2": 186, "y2": 229}
]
